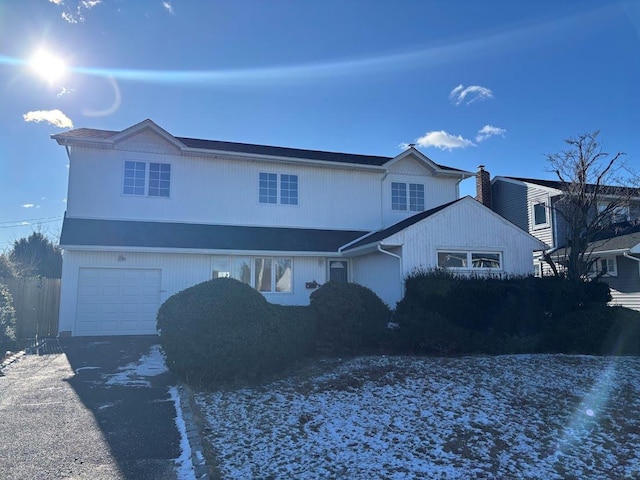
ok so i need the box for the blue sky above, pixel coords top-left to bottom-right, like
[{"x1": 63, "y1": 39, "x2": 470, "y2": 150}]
[{"x1": 1, "y1": 0, "x2": 639, "y2": 251}]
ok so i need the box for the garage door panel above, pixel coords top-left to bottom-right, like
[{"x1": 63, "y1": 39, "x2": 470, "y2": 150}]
[{"x1": 76, "y1": 268, "x2": 161, "y2": 336}]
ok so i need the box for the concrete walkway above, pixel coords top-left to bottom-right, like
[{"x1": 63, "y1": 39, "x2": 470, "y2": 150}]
[{"x1": 0, "y1": 337, "x2": 186, "y2": 480}]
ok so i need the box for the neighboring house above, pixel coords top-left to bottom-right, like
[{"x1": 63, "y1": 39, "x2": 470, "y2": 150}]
[
  {"x1": 53, "y1": 120, "x2": 545, "y2": 336},
  {"x1": 486, "y1": 173, "x2": 640, "y2": 311}
]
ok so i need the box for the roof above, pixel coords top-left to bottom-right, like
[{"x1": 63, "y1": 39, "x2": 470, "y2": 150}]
[
  {"x1": 502, "y1": 176, "x2": 640, "y2": 197},
  {"x1": 342, "y1": 198, "x2": 463, "y2": 251},
  {"x1": 59, "y1": 217, "x2": 368, "y2": 253},
  {"x1": 553, "y1": 231, "x2": 640, "y2": 258},
  {"x1": 52, "y1": 122, "x2": 467, "y2": 173}
]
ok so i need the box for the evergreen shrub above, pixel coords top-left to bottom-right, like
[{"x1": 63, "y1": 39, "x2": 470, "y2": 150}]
[
  {"x1": 310, "y1": 281, "x2": 391, "y2": 353},
  {"x1": 157, "y1": 278, "x2": 315, "y2": 383},
  {"x1": 0, "y1": 284, "x2": 17, "y2": 352}
]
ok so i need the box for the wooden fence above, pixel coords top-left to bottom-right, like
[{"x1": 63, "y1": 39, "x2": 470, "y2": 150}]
[{"x1": 0, "y1": 277, "x2": 60, "y2": 338}]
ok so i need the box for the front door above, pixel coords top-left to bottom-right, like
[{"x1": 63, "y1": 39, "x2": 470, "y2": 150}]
[{"x1": 329, "y1": 260, "x2": 348, "y2": 283}]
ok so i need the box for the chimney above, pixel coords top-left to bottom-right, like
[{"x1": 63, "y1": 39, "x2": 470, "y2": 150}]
[{"x1": 476, "y1": 165, "x2": 492, "y2": 209}]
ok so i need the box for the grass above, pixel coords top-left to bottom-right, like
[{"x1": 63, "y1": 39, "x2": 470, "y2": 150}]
[{"x1": 195, "y1": 354, "x2": 640, "y2": 479}]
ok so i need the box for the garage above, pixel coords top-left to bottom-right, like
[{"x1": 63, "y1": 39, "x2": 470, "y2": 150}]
[{"x1": 76, "y1": 268, "x2": 162, "y2": 336}]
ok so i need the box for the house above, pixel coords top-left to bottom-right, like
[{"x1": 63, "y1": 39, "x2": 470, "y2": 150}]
[
  {"x1": 486, "y1": 173, "x2": 640, "y2": 310},
  {"x1": 53, "y1": 120, "x2": 545, "y2": 336}
]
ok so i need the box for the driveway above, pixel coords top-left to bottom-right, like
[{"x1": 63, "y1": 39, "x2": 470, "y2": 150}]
[{"x1": 0, "y1": 336, "x2": 192, "y2": 480}]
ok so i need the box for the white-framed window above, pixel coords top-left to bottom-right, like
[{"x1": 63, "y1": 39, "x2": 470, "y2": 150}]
[
  {"x1": 590, "y1": 257, "x2": 618, "y2": 277},
  {"x1": 211, "y1": 256, "x2": 293, "y2": 293},
  {"x1": 437, "y1": 250, "x2": 502, "y2": 270},
  {"x1": 259, "y1": 172, "x2": 298, "y2": 205},
  {"x1": 392, "y1": 182, "x2": 425, "y2": 211},
  {"x1": 532, "y1": 201, "x2": 548, "y2": 228},
  {"x1": 123, "y1": 161, "x2": 171, "y2": 197}
]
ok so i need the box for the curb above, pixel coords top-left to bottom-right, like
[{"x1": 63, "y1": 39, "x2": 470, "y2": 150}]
[{"x1": 177, "y1": 383, "x2": 211, "y2": 479}]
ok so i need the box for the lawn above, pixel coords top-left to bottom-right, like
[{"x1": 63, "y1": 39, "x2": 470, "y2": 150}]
[{"x1": 195, "y1": 355, "x2": 640, "y2": 479}]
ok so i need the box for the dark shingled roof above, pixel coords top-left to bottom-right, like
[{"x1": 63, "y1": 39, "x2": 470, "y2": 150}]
[
  {"x1": 59, "y1": 217, "x2": 368, "y2": 253},
  {"x1": 343, "y1": 198, "x2": 464, "y2": 251},
  {"x1": 505, "y1": 177, "x2": 640, "y2": 197},
  {"x1": 53, "y1": 127, "x2": 467, "y2": 171}
]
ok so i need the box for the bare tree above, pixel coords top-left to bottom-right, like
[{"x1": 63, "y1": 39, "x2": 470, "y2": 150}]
[{"x1": 545, "y1": 131, "x2": 636, "y2": 281}]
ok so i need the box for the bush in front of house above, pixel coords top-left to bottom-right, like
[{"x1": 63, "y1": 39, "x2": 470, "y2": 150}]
[
  {"x1": 0, "y1": 284, "x2": 17, "y2": 352},
  {"x1": 157, "y1": 278, "x2": 315, "y2": 383},
  {"x1": 394, "y1": 269, "x2": 613, "y2": 354},
  {"x1": 310, "y1": 281, "x2": 391, "y2": 353}
]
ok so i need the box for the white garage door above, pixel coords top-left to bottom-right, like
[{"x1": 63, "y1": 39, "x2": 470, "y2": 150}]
[{"x1": 76, "y1": 268, "x2": 162, "y2": 336}]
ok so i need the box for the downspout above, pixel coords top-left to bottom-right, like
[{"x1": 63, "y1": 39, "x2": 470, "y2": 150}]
[{"x1": 377, "y1": 244, "x2": 404, "y2": 299}]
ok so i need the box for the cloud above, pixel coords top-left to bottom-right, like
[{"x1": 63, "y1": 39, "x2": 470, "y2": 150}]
[
  {"x1": 23, "y1": 109, "x2": 74, "y2": 128},
  {"x1": 406, "y1": 130, "x2": 476, "y2": 151},
  {"x1": 51, "y1": 0, "x2": 102, "y2": 23},
  {"x1": 449, "y1": 84, "x2": 494, "y2": 105},
  {"x1": 57, "y1": 86, "x2": 75, "y2": 97},
  {"x1": 162, "y1": 1, "x2": 175, "y2": 14},
  {"x1": 476, "y1": 124, "x2": 506, "y2": 142},
  {"x1": 22, "y1": 204, "x2": 35, "y2": 208}
]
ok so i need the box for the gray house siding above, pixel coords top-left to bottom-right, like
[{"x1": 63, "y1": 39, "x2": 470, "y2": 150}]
[
  {"x1": 491, "y1": 180, "x2": 529, "y2": 232},
  {"x1": 606, "y1": 255, "x2": 640, "y2": 311}
]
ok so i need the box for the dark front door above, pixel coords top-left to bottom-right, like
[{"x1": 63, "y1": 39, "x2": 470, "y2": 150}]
[{"x1": 329, "y1": 260, "x2": 348, "y2": 283}]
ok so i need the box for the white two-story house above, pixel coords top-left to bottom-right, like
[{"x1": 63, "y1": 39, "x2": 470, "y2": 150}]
[{"x1": 53, "y1": 119, "x2": 545, "y2": 336}]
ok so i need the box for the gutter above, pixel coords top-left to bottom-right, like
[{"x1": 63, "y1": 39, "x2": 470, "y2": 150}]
[{"x1": 623, "y1": 252, "x2": 640, "y2": 263}]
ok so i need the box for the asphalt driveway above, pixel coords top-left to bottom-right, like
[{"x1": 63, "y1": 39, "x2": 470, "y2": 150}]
[{"x1": 0, "y1": 336, "x2": 186, "y2": 480}]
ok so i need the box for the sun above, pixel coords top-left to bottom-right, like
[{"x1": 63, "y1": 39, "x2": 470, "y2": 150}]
[{"x1": 29, "y1": 49, "x2": 67, "y2": 83}]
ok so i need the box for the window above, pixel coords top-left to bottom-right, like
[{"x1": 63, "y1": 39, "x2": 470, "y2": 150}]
[
  {"x1": 148, "y1": 163, "x2": 171, "y2": 197},
  {"x1": 123, "y1": 161, "x2": 146, "y2": 195},
  {"x1": 533, "y1": 202, "x2": 548, "y2": 227},
  {"x1": 221, "y1": 256, "x2": 293, "y2": 292},
  {"x1": 409, "y1": 184, "x2": 425, "y2": 211},
  {"x1": 259, "y1": 173, "x2": 277, "y2": 204},
  {"x1": 590, "y1": 257, "x2": 617, "y2": 277},
  {"x1": 280, "y1": 174, "x2": 298, "y2": 205},
  {"x1": 598, "y1": 202, "x2": 630, "y2": 224},
  {"x1": 392, "y1": 182, "x2": 424, "y2": 211},
  {"x1": 392, "y1": 183, "x2": 407, "y2": 210},
  {"x1": 437, "y1": 250, "x2": 502, "y2": 270},
  {"x1": 123, "y1": 161, "x2": 171, "y2": 197},
  {"x1": 259, "y1": 173, "x2": 298, "y2": 205}
]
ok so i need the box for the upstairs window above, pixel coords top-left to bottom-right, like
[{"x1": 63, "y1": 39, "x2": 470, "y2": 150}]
[
  {"x1": 392, "y1": 182, "x2": 424, "y2": 211},
  {"x1": 532, "y1": 201, "x2": 548, "y2": 227},
  {"x1": 259, "y1": 173, "x2": 298, "y2": 205},
  {"x1": 123, "y1": 161, "x2": 171, "y2": 197}
]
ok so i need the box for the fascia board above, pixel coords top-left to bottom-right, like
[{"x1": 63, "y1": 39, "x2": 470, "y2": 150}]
[{"x1": 58, "y1": 244, "x2": 341, "y2": 257}]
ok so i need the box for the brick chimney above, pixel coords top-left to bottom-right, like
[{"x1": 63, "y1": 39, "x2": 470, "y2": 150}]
[{"x1": 476, "y1": 165, "x2": 492, "y2": 209}]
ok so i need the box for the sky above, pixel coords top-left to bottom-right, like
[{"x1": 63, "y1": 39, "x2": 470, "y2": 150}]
[{"x1": 1, "y1": 0, "x2": 639, "y2": 251}]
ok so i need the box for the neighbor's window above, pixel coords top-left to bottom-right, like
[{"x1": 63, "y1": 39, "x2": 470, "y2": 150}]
[
  {"x1": 591, "y1": 257, "x2": 617, "y2": 277},
  {"x1": 274, "y1": 258, "x2": 292, "y2": 292},
  {"x1": 392, "y1": 182, "x2": 424, "y2": 211},
  {"x1": 533, "y1": 202, "x2": 547, "y2": 226},
  {"x1": 123, "y1": 161, "x2": 171, "y2": 197},
  {"x1": 438, "y1": 251, "x2": 502, "y2": 270},
  {"x1": 259, "y1": 173, "x2": 298, "y2": 205},
  {"x1": 231, "y1": 257, "x2": 252, "y2": 285},
  {"x1": 227, "y1": 256, "x2": 293, "y2": 292},
  {"x1": 254, "y1": 258, "x2": 273, "y2": 292},
  {"x1": 211, "y1": 257, "x2": 230, "y2": 279}
]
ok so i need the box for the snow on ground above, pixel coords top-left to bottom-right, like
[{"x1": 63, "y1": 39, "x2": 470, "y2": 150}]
[
  {"x1": 104, "y1": 344, "x2": 168, "y2": 387},
  {"x1": 195, "y1": 355, "x2": 640, "y2": 479}
]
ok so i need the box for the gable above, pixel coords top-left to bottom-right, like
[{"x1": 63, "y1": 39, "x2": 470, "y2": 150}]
[
  {"x1": 386, "y1": 155, "x2": 433, "y2": 175},
  {"x1": 114, "y1": 129, "x2": 182, "y2": 155}
]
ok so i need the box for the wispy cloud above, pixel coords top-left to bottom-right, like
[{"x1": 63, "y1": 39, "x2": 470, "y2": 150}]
[
  {"x1": 57, "y1": 86, "x2": 75, "y2": 97},
  {"x1": 22, "y1": 204, "x2": 35, "y2": 208},
  {"x1": 23, "y1": 109, "x2": 73, "y2": 128},
  {"x1": 162, "y1": 1, "x2": 175, "y2": 14},
  {"x1": 51, "y1": 0, "x2": 102, "y2": 23},
  {"x1": 476, "y1": 125, "x2": 507, "y2": 142},
  {"x1": 449, "y1": 84, "x2": 494, "y2": 105},
  {"x1": 403, "y1": 130, "x2": 475, "y2": 151}
]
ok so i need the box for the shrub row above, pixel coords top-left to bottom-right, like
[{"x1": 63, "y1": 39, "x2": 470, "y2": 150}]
[{"x1": 393, "y1": 269, "x2": 639, "y2": 355}]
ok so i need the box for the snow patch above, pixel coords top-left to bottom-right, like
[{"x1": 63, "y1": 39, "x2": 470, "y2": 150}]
[
  {"x1": 104, "y1": 344, "x2": 168, "y2": 387},
  {"x1": 170, "y1": 386, "x2": 196, "y2": 480}
]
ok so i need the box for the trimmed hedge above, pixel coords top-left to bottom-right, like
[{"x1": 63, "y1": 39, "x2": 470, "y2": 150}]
[
  {"x1": 393, "y1": 269, "x2": 621, "y2": 354},
  {"x1": 157, "y1": 278, "x2": 315, "y2": 383},
  {"x1": 0, "y1": 284, "x2": 17, "y2": 352},
  {"x1": 310, "y1": 281, "x2": 391, "y2": 353}
]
